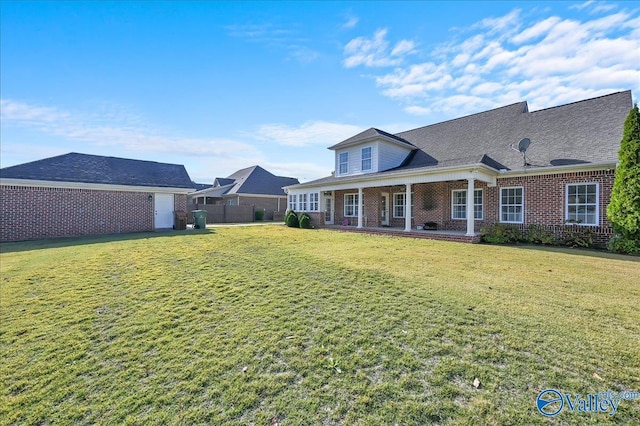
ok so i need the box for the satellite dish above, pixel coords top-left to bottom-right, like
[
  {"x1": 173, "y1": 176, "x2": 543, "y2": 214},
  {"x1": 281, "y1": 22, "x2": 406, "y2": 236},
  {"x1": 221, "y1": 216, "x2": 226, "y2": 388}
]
[
  {"x1": 508, "y1": 138, "x2": 532, "y2": 167},
  {"x1": 517, "y1": 138, "x2": 531, "y2": 153}
]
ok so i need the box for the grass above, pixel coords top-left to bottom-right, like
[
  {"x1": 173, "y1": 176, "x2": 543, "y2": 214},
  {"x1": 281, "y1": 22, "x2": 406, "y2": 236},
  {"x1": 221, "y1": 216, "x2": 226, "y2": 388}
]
[{"x1": 1, "y1": 225, "x2": 639, "y2": 425}]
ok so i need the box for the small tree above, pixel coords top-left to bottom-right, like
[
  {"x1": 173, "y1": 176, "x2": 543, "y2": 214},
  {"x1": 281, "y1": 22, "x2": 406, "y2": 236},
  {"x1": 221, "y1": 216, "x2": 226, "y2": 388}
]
[{"x1": 607, "y1": 104, "x2": 640, "y2": 252}]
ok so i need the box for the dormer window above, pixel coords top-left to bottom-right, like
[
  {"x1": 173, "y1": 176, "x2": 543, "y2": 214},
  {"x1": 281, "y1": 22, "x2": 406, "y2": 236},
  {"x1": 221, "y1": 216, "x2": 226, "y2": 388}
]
[
  {"x1": 339, "y1": 152, "x2": 349, "y2": 174},
  {"x1": 361, "y1": 147, "x2": 372, "y2": 171}
]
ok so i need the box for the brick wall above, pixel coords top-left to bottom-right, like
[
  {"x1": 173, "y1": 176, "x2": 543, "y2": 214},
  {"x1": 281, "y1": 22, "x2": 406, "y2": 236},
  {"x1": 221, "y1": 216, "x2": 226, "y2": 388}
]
[
  {"x1": 491, "y1": 170, "x2": 615, "y2": 246},
  {"x1": 320, "y1": 169, "x2": 615, "y2": 246},
  {"x1": 0, "y1": 185, "x2": 184, "y2": 242},
  {"x1": 175, "y1": 194, "x2": 187, "y2": 214}
]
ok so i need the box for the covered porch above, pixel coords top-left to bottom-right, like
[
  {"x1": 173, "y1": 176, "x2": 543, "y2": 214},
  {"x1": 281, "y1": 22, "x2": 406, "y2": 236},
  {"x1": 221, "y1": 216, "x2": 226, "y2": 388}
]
[{"x1": 319, "y1": 166, "x2": 498, "y2": 238}]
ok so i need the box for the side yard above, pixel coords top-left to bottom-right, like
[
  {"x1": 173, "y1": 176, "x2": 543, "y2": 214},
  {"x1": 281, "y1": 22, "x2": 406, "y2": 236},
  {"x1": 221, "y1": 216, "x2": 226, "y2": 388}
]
[{"x1": 1, "y1": 226, "x2": 639, "y2": 424}]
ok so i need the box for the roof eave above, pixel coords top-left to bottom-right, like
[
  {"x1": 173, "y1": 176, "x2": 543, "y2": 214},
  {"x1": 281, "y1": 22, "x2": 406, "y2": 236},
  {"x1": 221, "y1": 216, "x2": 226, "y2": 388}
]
[
  {"x1": 328, "y1": 134, "x2": 414, "y2": 151},
  {"x1": 498, "y1": 161, "x2": 618, "y2": 177},
  {"x1": 287, "y1": 162, "x2": 500, "y2": 190},
  {"x1": 1, "y1": 178, "x2": 194, "y2": 194}
]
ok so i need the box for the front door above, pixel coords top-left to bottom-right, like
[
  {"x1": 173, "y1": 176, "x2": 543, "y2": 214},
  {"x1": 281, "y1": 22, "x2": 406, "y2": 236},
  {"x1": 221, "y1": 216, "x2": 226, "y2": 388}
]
[
  {"x1": 381, "y1": 192, "x2": 390, "y2": 226},
  {"x1": 324, "y1": 193, "x2": 334, "y2": 225},
  {"x1": 154, "y1": 193, "x2": 174, "y2": 229}
]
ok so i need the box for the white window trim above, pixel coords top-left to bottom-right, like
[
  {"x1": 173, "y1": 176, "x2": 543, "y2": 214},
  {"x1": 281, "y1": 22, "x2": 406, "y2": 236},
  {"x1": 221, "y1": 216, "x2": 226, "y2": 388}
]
[
  {"x1": 309, "y1": 192, "x2": 319, "y2": 212},
  {"x1": 338, "y1": 152, "x2": 349, "y2": 175},
  {"x1": 288, "y1": 194, "x2": 297, "y2": 211},
  {"x1": 565, "y1": 183, "x2": 599, "y2": 226},
  {"x1": 499, "y1": 186, "x2": 524, "y2": 224},
  {"x1": 361, "y1": 146, "x2": 372, "y2": 171},
  {"x1": 451, "y1": 189, "x2": 484, "y2": 220},
  {"x1": 392, "y1": 192, "x2": 414, "y2": 219},
  {"x1": 344, "y1": 193, "x2": 359, "y2": 217},
  {"x1": 299, "y1": 193, "x2": 308, "y2": 211}
]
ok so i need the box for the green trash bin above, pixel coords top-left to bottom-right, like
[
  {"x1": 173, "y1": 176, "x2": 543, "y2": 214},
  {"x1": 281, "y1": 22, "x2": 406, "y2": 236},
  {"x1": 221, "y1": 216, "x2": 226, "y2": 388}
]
[{"x1": 192, "y1": 210, "x2": 207, "y2": 229}]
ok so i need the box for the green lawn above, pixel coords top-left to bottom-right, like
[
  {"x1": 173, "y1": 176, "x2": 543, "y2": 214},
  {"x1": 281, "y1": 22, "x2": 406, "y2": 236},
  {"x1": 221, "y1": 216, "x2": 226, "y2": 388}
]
[{"x1": 1, "y1": 225, "x2": 639, "y2": 425}]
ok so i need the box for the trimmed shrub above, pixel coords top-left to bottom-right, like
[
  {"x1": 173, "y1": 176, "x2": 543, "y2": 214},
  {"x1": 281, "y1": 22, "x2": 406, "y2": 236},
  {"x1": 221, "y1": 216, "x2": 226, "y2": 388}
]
[
  {"x1": 299, "y1": 212, "x2": 312, "y2": 229},
  {"x1": 480, "y1": 224, "x2": 522, "y2": 244},
  {"x1": 607, "y1": 234, "x2": 640, "y2": 254},
  {"x1": 525, "y1": 225, "x2": 556, "y2": 245},
  {"x1": 563, "y1": 226, "x2": 594, "y2": 249},
  {"x1": 255, "y1": 209, "x2": 265, "y2": 221},
  {"x1": 285, "y1": 210, "x2": 299, "y2": 228}
]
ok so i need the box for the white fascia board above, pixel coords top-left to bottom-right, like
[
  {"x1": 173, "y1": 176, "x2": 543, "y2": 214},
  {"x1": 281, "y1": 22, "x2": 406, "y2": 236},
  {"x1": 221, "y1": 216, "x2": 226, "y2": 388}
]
[
  {"x1": 497, "y1": 161, "x2": 617, "y2": 178},
  {"x1": 287, "y1": 164, "x2": 498, "y2": 193},
  {"x1": 329, "y1": 135, "x2": 414, "y2": 151},
  {"x1": 0, "y1": 178, "x2": 193, "y2": 194}
]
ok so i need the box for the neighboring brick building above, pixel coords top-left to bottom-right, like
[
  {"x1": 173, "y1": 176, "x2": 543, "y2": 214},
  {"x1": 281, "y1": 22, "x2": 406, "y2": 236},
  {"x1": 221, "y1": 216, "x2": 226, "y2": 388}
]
[
  {"x1": 283, "y1": 91, "x2": 632, "y2": 246},
  {"x1": 1, "y1": 153, "x2": 194, "y2": 242},
  {"x1": 189, "y1": 165, "x2": 299, "y2": 222}
]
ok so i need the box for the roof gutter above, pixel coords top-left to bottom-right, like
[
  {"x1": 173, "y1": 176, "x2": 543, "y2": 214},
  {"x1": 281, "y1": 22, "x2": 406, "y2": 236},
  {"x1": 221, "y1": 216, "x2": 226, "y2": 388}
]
[
  {"x1": 0, "y1": 178, "x2": 194, "y2": 194},
  {"x1": 498, "y1": 161, "x2": 618, "y2": 177},
  {"x1": 285, "y1": 162, "x2": 499, "y2": 191}
]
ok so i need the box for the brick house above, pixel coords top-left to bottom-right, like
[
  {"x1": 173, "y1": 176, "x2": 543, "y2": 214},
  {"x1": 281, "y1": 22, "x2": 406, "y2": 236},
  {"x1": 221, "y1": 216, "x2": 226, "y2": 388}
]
[
  {"x1": 1, "y1": 152, "x2": 194, "y2": 242},
  {"x1": 189, "y1": 165, "x2": 299, "y2": 221},
  {"x1": 283, "y1": 91, "x2": 632, "y2": 245}
]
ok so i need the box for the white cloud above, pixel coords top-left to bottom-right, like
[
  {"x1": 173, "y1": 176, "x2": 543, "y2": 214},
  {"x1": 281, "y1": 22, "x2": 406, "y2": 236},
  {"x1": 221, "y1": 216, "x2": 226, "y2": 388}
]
[
  {"x1": 263, "y1": 160, "x2": 333, "y2": 183},
  {"x1": 287, "y1": 45, "x2": 320, "y2": 64},
  {"x1": 343, "y1": 28, "x2": 417, "y2": 68},
  {"x1": 225, "y1": 22, "x2": 319, "y2": 64},
  {"x1": 511, "y1": 16, "x2": 561, "y2": 43},
  {"x1": 569, "y1": 1, "x2": 595, "y2": 11},
  {"x1": 342, "y1": 16, "x2": 359, "y2": 30},
  {"x1": 348, "y1": 6, "x2": 639, "y2": 118},
  {"x1": 253, "y1": 120, "x2": 364, "y2": 147},
  {"x1": 569, "y1": 1, "x2": 617, "y2": 13},
  {"x1": 475, "y1": 9, "x2": 522, "y2": 36},
  {"x1": 0, "y1": 99, "x2": 261, "y2": 158},
  {"x1": 391, "y1": 39, "x2": 418, "y2": 56},
  {"x1": 470, "y1": 82, "x2": 503, "y2": 96},
  {"x1": 404, "y1": 105, "x2": 432, "y2": 116}
]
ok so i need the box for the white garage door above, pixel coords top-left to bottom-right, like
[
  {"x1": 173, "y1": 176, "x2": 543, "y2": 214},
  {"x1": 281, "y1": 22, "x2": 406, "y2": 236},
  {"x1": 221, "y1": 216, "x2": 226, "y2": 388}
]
[{"x1": 154, "y1": 193, "x2": 174, "y2": 229}]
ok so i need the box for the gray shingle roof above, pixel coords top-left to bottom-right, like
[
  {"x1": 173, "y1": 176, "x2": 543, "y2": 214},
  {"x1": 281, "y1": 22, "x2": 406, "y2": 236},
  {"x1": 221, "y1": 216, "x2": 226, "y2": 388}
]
[
  {"x1": 396, "y1": 90, "x2": 631, "y2": 171},
  {"x1": 225, "y1": 166, "x2": 299, "y2": 196},
  {"x1": 1, "y1": 152, "x2": 194, "y2": 189},
  {"x1": 329, "y1": 127, "x2": 415, "y2": 150},
  {"x1": 290, "y1": 91, "x2": 632, "y2": 189},
  {"x1": 193, "y1": 182, "x2": 213, "y2": 191},
  {"x1": 214, "y1": 178, "x2": 235, "y2": 187}
]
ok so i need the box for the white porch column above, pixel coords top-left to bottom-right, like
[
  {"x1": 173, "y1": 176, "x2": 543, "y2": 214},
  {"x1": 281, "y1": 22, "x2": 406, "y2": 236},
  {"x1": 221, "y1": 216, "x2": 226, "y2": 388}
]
[
  {"x1": 404, "y1": 183, "x2": 412, "y2": 231},
  {"x1": 466, "y1": 177, "x2": 475, "y2": 236},
  {"x1": 357, "y1": 187, "x2": 364, "y2": 228}
]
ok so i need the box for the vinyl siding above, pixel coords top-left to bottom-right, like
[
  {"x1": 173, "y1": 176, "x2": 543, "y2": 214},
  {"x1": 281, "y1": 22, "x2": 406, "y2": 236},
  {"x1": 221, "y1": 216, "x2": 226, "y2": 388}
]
[
  {"x1": 335, "y1": 144, "x2": 378, "y2": 176},
  {"x1": 378, "y1": 141, "x2": 412, "y2": 171},
  {"x1": 335, "y1": 140, "x2": 410, "y2": 176}
]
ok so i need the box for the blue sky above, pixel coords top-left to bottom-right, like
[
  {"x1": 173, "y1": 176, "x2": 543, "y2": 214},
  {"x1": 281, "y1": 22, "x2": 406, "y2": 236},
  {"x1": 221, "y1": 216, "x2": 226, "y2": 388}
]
[{"x1": 1, "y1": 1, "x2": 639, "y2": 183}]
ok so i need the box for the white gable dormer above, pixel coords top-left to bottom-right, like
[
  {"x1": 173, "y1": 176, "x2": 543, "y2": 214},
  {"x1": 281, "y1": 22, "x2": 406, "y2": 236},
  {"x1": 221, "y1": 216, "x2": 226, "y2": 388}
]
[{"x1": 330, "y1": 128, "x2": 414, "y2": 176}]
